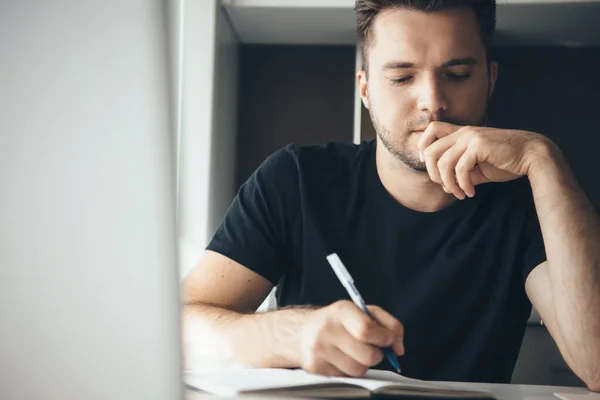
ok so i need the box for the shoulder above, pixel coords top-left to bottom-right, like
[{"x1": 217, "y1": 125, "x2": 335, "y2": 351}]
[
  {"x1": 245, "y1": 140, "x2": 372, "y2": 200},
  {"x1": 283, "y1": 140, "x2": 374, "y2": 177}
]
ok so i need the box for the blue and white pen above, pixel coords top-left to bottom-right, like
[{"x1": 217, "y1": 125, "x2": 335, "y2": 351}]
[{"x1": 326, "y1": 253, "x2": 402, "y2": 374}]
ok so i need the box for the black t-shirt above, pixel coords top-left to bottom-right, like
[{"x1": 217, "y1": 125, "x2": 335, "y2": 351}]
[{"x1": 207, "y1": 140, "x2": 547, "y2": 384}]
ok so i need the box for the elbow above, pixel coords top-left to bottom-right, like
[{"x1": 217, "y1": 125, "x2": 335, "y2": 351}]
[
  {"x1": 586, "y1": 382, "x2": 600, "y2": 393},
  {"x1": 585, "y1": 377, "x2": 600, "y2": 393},
  {"x1": 580, "y1": 362, "x2": 600, "y2": 392}
]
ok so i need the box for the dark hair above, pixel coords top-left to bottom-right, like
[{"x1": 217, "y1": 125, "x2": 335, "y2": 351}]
[{"x1": 355, "y1": 0, "x2": 496, "y2": 70}]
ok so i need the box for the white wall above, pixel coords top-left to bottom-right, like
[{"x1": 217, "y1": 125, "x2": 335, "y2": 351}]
[
  {"x1": 178, "y1": 1, "x2": 239, "y2": 278},
  {"x1": 0, "y1": 1, "x2": 182, "y2": 399},
  {"x1": 209, "y1": 8, "x2": 240, "y2": 234}
]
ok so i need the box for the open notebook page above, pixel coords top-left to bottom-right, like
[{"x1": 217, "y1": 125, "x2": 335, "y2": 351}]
[
  {"x1": 185, "y1": 368, "x2": 448, "y2": 396},
  {"x1": 185, "y1": 368, "x2": 355, "y2": 396},
  {"x1": 334, "y1": 369, "x2": 450, "y2": 391}
]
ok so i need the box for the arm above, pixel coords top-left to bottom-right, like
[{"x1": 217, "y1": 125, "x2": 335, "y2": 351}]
[
  {"x1": 182, "y1": 250, "x2": 404, "y2": 375},
  {"x1": 416, "y1": 122, "x2": 600, "y2": 390},
  {"x1": 184, "y1": 147, "x2": 403, "y2": 375},
  {"x1": 182, "y1": 250, "x2": 308, "y2": 370},
  {"x1": 524, "y1": 141, "x2": 600, "y2": 391}
]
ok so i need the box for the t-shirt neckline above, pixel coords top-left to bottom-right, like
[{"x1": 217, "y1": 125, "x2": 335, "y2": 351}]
[{"x1": 366, "y1": 140, "x2": 479, "y2": 218}]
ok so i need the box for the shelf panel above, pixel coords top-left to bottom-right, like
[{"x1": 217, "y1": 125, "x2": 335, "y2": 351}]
[{"x1": 223, "y1": 0, "x2": 600, "y2": 46}]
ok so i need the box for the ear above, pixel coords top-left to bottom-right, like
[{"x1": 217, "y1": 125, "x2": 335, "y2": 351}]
[
  {"x1": 488, "y1": 61, "x2": 499, "y2": 98},
  {"x1": 357, "y1": 70, "x2": 370, "y2": 109}
]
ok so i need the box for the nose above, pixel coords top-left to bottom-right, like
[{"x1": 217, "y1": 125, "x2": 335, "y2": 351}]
[{"x1": 416, "y1": 74, "x2": 448, "y2": 116}]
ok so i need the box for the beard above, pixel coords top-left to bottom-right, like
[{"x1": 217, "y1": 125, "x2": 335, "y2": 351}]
[{"x1": 367, "y1": 103, "x2": 487, "y2": 173}]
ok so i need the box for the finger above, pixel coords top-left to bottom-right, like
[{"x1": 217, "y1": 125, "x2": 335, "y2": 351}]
[
  {"x1": 305, "y1": 358, "x2": 345, "y2": 377},
  {"x1": 366, "y1": 306, "x2": 405, "y2": 355},
  {"x1": 437, "y1": 142, "x2": 468, "y2": 200},
  {"x1": 341, "y1": 309, "x2": 395, "y2": 348},
  {"x1": 455, "y1": 148, "x2": 478, "y2": 198},
  {"x1": 423, "y1": 136, "x2": 456, "y2": 185},
  {"x1": 334, "y1": 326, "x2": 384, "y2": 367},
  {"x1": 418, "y1": 121, "x2": 461, "y2": 160},
  {"x1": 470, "y1": 165, "x2": 489, "y2": 186},
  {"x1": 326, "y1": 344, "x2": 370, "y2": 377}
]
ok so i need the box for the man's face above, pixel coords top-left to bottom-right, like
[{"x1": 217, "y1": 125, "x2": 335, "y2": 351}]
[{"x1": 358, "y1": 7, "x2": 498, "y2": 172}]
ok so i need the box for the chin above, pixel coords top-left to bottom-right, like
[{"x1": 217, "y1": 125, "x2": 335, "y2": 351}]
[
  {"x1": 389, "y1": 146, "x2": 427, "y2": 172},
  {"x1": 405, "y1": 159, "x2": 428, "y2": 173},
  {"x1": 377, "y1": 131, "x2": 427, "y2": 172}
]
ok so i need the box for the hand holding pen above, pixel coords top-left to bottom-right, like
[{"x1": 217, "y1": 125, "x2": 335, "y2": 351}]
[
  {"x1": 293, "y1": 252, "x2": 404, "y2": 378},
  {"x1": 326, "y1": 253, "x2": 404, "y2": 374},
  {"x1": 295, "y1": 297, "x2": 405, "y2": 377}
]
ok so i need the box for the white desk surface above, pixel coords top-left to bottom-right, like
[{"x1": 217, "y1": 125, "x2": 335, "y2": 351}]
[{"x1": 185, "y1": 380, "x2": 595, "y2": 400}]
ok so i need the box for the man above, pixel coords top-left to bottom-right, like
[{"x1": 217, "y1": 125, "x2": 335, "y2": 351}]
[{"x1": 182, "y1": 0, "x2": 600, "y2": 389}]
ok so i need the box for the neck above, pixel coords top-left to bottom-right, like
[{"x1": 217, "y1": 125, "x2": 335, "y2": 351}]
[{"x1": 375, "y1": 140, "x2": 457, "y2": 213}]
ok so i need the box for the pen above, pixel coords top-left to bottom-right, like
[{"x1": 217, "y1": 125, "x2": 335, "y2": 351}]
[{"x1": 326, "y1": 253, "x2": 402, "y2": 375}]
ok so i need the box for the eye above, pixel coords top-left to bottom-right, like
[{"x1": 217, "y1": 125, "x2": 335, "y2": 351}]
[
  {"x1": 447, "y1": 73, "x2": 471, "y2": 80},
  {"x1": 390, "y1": 76, "x2": 412, "y2": 85}
]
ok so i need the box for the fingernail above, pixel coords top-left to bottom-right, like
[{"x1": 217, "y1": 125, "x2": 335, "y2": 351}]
[{"x1": 419, "y1": 151, "x2": 423, "y2": 162}]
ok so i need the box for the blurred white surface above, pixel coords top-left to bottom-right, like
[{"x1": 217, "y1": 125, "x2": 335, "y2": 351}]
[{"x1": 0, "y1": 1, "x2": 182, "y2": 399}]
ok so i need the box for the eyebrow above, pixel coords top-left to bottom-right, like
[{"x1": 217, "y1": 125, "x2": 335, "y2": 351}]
[
  {"x1": 442, "y1": 57, "x2": 477, "y2": 68},
  {"x1": 382, "y1": 57, "x2": 478, "y2": 70}
]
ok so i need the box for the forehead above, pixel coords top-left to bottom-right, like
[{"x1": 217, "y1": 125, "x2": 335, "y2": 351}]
[{"x1": 369, "y1": 7, "x2": 485, "y2": 66}]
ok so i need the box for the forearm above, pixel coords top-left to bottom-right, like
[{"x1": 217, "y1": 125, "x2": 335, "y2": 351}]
[
  {"x1": 182, "y1": 303, "x2": 312, "y2": 370},
  {"x1": 528, "y1": 142, "x2": 600, "y2": 385}
]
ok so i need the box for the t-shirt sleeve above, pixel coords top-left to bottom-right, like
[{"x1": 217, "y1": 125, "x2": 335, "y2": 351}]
[
  {"x1": 520, "y1": 179, "x2": 547, "y2": 285},
  {"x1": 206, "y1": 146, "x2": 299, "y2": 285}
]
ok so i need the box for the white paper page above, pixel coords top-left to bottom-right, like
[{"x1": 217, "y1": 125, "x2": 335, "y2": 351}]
[
  {"x1": 185, "y1": 368, "x2": 457, "y2": 396},
  {"x1": 184, "y1": 368, "x2": 346, "y2": 396},
  {"x1": 333, "y1": 369, "x2": 448, "y2": 392}
]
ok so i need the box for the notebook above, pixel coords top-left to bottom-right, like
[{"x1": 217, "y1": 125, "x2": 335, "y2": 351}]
[
  {"x1": 555, "y1": 393, "x2": 600, "y2": 400},
  {"x1": 184, "y1": 368, "x2": 495, "y2": 398}
]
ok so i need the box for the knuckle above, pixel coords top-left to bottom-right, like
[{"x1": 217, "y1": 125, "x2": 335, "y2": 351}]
[
  {"x1": 333, "y1": 300, "x2": 352, "y2": 313},
  {"x1": 302, "y1": 352, "x2": 329, "y2": 375},
  {"x1": 355, "y1": 321, "x2": 372, "y2": 342},
  {"x1": 423, "y1": 147, "x2": 434, "y2": 159},
  {"x1": 470, "y1": 134, "x2": 483, "y2": 148},
  {"x1": 367, "y1": 348, "x2": 384, "y2": 366},
  {"x1": 389, "y1": 319, "x2": 402, "y2": 332},
  {"x1": 368, "y1": 305, "x2": 382, "y2": 313},
  {"x1": 303, "y1": 336, "x2": 323, "y2": 362},
  {"x1": 303, "y1": 358, "x2": 321, "y2": 375},
  {"x1": 349, "y1": 364, "x2": 368, "y2": 377},
  {"x1": 384, "y1": 333, "x2": 395, "y2": 346},
  {"x1": 437, "y1": 157, "x2": 449, "y2": 169},
  {"x1": 308, "y1": 338, "x2": 323, "y2": 355},
  {"x1": 312, "y1": 319, "x2": 329, "y2": 338},
  {"x1": 324, "y1": 367, "x2": 343, "y2": 377},
  {"x1": 430, "y1": 121, "x2": 442, "y2": 130}
]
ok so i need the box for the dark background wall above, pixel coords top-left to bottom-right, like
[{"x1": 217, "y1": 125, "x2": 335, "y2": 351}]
[{"x1": 235, "y1": 45, "x2": 356, "y2": 188}]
